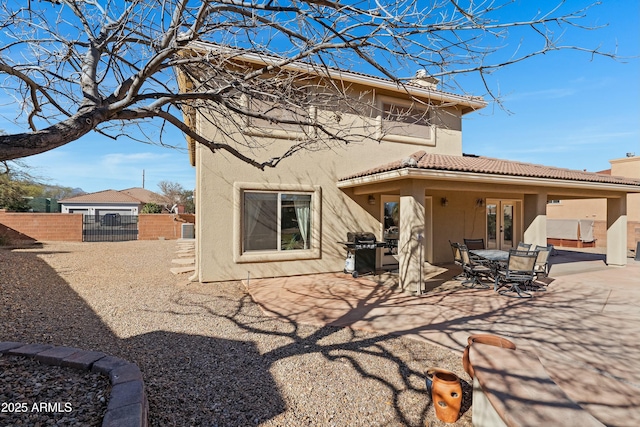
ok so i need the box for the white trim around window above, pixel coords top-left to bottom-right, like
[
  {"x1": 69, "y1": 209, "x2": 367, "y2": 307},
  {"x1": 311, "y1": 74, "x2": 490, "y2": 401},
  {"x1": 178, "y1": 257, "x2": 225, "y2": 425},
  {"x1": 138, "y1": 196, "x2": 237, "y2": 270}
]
[{"x1": 233, "y1": 182, "x2": 322, "y2": 263}]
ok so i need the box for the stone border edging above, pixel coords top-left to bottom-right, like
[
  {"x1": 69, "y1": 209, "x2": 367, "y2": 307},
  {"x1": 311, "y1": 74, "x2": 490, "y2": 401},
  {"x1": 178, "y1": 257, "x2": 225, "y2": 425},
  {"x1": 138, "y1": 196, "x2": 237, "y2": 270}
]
[{"x1": 0, "y1": 341, "x2": 149, "y2": 427}]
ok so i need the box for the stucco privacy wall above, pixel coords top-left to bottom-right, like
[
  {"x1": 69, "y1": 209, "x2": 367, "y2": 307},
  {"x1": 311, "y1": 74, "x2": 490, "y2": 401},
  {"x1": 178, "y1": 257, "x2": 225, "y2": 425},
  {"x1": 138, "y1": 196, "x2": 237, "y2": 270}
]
[
  {"x1": 194, "y1": 102, "x2": 466, "y2": 282},
  {"x1": 0, "y1": 210, "x2": 83, "y2": 242}
]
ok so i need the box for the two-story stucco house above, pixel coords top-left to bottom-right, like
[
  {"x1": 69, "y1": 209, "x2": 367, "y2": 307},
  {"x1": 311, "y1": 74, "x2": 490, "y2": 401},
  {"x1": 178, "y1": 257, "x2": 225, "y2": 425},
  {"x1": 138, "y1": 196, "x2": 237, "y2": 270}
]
[{"x1": 178, "y1": 44, "x2": 640, "y2": 291}]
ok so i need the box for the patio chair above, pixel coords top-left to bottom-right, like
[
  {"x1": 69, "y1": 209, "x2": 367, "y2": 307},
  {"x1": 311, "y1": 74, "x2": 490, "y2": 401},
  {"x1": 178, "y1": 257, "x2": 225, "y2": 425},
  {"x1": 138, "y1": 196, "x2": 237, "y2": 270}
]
[
  {"x1": 449, "y1": 241, "x2": 466, "y2": 281},
  {"x1": 458, "y1": 244, "x2": 492, "y2": 289},
  {"x1": 533, "y1": 245, "x2": 551, "y2": 279},
  {"x1": 495, "y1": 250, "x2": 537, "y2": 298},
  {"x1": 517, "y1": 242, "x2": 532, "y2": 251},
  {"x1": 463, "y1": 238, "x2": 485, "y2": 250}
]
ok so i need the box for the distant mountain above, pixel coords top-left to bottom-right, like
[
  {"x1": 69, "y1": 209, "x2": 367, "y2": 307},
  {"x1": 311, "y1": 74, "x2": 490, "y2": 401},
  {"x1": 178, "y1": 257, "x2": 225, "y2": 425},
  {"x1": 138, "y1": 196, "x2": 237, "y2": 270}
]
[{"x1": 41, "y1": 185, "x2": 86, "y2": 200}]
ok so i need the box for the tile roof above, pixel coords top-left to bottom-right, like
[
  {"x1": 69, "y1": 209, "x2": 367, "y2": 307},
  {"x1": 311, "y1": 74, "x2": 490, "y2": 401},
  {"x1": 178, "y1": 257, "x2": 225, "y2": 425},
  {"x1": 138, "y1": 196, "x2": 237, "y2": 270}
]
[
  {"x1": 60, "y1": 188, "x2": 167, "y2": 204},
  {"x1": 121, "y1": 188, "x2": 170, "y2": 204},
  {"x1": 184, "y1": 42, "x2": 486, "y2": 112},
  {"x1": 339, "y1": 151, "x2": 640, "y2": 187}
]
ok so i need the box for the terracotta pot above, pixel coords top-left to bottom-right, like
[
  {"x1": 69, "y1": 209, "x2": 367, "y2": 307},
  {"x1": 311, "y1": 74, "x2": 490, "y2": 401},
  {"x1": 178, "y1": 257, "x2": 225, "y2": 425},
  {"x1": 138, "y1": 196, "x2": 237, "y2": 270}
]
[
  {"x1": 425, "y1": 366, "x2": 448, "y2": 395},
  {"x1": 430, "y1": 369, "x2": 462, "y2": 423},
  {"x1": 462, "y1": 334, "x2": 516, "y2": 378}
]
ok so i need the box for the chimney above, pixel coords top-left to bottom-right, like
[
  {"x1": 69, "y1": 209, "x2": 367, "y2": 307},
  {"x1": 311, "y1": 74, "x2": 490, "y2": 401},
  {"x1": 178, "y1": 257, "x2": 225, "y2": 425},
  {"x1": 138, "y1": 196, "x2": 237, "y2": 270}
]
[{"x1": 410, "y1": 70, "x2": 439, "y2": 89}]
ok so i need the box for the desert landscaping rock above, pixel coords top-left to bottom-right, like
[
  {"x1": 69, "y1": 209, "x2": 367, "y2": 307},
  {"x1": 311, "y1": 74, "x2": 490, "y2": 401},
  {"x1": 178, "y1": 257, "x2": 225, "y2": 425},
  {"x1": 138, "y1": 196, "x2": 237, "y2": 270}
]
[
  {"x1": 0, "y1": 354, "x2": 110, "y2": 427},
  {"x1": 0, "y1": 240, "x2": 470, "y2": 426}
]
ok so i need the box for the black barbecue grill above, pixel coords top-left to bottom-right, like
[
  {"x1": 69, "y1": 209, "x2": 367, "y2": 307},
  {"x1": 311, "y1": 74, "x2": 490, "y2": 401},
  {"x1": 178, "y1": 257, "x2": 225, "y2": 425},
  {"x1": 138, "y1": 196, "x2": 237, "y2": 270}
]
[{"x1": 340, "y1": 232, "x2": 387, "y2": 278}]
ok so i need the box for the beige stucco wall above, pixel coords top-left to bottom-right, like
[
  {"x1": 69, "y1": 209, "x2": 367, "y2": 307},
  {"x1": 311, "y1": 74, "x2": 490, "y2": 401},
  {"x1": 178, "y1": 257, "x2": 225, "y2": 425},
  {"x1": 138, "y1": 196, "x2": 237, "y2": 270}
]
[
  {"x1": 196, "y1": 141, "x2": 467, "y2": 282},
  {"x1": 194, "y1": 86, "x2": 468, "y2": 281},
  {"x1": 611, "y1": 156, "x2": 640, "y2": 179},
  {"x1": 546, "y1": 199, "x2": 607, "y2": 220},
  {"x1": 547, "y1": 156, "x2": 640, "y2": 222}
]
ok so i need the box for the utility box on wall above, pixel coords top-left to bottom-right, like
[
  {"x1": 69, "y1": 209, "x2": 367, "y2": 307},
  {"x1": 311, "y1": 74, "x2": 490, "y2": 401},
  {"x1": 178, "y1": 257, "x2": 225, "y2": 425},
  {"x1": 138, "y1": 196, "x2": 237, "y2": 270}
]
[{"x1": 181, "y1": 223, "x2": 195, "y2": 239}]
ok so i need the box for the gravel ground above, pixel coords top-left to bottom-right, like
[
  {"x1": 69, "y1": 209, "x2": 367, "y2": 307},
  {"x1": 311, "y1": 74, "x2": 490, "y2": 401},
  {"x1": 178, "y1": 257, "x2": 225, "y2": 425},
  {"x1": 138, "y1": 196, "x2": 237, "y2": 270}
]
[
  {"x1": 0, "y1": 241, "x2": 472, "y2": 426},
  {"x1": 0, "y1": 354, "x2": 110, "y2": 426}
]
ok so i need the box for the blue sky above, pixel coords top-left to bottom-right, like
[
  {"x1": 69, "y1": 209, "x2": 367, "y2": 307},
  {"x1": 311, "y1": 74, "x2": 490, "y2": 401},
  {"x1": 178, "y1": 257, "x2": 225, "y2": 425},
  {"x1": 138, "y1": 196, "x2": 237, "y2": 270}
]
[
  {"x1": 9, "y1": 1, "x2": 640, "y2": 193},
  {"x1": 461, "y1": 0, "x2": 640, "y2": 172}
]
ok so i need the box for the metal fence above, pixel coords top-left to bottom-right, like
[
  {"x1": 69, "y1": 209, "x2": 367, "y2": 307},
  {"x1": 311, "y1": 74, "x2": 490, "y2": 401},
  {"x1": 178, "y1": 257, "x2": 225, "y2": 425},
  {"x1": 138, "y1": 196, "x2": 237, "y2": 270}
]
[{"x1": 82, "y1": 214, "x2": 139, "y2": 242}]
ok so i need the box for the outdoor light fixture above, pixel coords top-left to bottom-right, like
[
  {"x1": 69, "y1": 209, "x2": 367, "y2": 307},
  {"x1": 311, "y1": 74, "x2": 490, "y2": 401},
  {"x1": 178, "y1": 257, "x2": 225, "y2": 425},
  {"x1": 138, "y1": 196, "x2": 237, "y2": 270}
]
[
  {"x1": 441, "y1": 197, "x2": 448, "y2": 207},
  {"x1": 368, "y1": 195, "x2": 376, "y2": 205},
  {"x1": 476, "y1": 198, "x2": 485, "y2": 208}
]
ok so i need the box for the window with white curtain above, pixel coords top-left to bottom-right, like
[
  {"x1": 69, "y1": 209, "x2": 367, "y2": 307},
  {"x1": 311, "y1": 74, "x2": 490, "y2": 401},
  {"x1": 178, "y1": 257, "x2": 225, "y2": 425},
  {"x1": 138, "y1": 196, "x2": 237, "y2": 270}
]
[{"x1": 243, "y1": 191, "x2": 312, "y2": 252}]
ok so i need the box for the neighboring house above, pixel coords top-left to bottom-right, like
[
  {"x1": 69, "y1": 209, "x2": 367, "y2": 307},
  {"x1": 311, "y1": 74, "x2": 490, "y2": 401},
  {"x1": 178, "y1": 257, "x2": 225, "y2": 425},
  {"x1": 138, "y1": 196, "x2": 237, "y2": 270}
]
[
  {"x1": 178, "y1": 44, "x2": 640, "y2": 291},
  {"x1": 59, "y1": 188, "x2": 169, "y2": 216},
  {"x1": 547, "y1": 155, "x2": 640, "y2": 250},
  {"x1": 26, "y1": 197, "x2": 61, "y2": 213}
]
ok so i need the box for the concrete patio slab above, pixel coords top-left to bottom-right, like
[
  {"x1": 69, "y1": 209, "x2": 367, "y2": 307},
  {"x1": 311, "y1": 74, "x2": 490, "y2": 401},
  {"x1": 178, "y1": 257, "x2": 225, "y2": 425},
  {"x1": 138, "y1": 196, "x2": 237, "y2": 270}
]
[{"x1": 245, "y1": 255, "x2": 640, "y2": 427}]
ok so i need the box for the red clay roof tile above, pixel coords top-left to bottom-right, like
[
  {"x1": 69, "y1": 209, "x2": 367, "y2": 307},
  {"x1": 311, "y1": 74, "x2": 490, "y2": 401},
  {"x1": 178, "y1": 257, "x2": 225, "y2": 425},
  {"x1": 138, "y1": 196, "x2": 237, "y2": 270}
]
[{"x1": 340, "y1": 151, "x2": 640, "y2": 186}]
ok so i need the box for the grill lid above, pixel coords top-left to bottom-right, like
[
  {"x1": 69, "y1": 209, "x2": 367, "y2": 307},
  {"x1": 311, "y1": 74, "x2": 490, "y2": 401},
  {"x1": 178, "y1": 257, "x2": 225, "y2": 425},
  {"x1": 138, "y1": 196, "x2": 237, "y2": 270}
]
[{"x1": 347, "y1": 232, "x2": 377, "y2": 243}]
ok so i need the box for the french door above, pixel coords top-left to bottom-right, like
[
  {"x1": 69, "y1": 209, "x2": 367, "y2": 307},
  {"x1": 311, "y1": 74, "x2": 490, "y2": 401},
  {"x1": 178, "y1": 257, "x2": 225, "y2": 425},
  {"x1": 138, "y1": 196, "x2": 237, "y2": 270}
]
[
  {"x1": 381, "y1": 196, "x2": 400, "y2": 267},
  {"x1": 486, "y1": 199, "x2": 520, "y2": 250}
]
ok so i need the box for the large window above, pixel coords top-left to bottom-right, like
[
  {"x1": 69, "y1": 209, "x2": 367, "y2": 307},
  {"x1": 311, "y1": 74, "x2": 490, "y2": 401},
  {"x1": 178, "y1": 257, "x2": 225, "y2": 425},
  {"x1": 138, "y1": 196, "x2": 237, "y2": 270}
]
[{"x1": 243, "y1": 192, "x2": 312, "y2": 252}]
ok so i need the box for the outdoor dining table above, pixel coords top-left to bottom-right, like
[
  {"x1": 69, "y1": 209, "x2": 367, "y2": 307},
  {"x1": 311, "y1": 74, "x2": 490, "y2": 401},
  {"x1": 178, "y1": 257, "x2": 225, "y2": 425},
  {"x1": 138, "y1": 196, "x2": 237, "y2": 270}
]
[{"x1": 470, "y1": 249, "x2": 509, "y2": 291}]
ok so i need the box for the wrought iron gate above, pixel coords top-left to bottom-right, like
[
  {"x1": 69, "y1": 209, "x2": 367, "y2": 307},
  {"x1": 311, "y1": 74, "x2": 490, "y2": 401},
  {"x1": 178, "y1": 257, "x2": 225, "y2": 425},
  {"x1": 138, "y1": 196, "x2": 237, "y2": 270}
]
[{"x1": 83, "y1": 214, "x2": 139, "y2": 242}]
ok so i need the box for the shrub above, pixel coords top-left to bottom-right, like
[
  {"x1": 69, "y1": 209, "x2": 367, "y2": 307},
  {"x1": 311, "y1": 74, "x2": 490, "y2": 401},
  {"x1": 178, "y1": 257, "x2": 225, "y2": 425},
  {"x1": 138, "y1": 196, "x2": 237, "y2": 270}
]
[{"x1": 142, "y1": 203, "x2": 163, "y2": 213}]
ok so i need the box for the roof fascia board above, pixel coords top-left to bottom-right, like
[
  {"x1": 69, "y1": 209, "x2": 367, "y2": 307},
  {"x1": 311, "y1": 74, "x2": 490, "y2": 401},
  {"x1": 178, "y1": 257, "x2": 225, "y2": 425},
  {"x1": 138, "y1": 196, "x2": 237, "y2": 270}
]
[{"x1": 337, "y1": 168, "x2": 640, "y2": 193}]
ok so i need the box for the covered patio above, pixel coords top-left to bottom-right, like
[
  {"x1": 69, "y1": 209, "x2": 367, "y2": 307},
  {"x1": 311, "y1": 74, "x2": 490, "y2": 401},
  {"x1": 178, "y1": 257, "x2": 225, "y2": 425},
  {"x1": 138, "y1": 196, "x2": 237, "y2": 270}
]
[
  {"x1": 337, "y1": 151, "x2": 640, "y2": 292},
  {"x1": 245, "y1": 252, "x2": 640, "y2": 427}
]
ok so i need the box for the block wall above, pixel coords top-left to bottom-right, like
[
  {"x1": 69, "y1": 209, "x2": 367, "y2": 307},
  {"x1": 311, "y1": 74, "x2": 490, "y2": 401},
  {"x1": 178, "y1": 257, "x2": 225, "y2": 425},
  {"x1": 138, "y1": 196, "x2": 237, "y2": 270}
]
[
  {"x1": 0, "y1": 211, "x2": 196, "y2": 242},
  {"x1": 138, "y1": 214, "x2": 183, "y2": 240},
  {"x1": 0, "y1": 210, "x2": 83, "y2": 242},
  {"x1": 589, "y1": 220, "x2": 639, "y2": 250}
]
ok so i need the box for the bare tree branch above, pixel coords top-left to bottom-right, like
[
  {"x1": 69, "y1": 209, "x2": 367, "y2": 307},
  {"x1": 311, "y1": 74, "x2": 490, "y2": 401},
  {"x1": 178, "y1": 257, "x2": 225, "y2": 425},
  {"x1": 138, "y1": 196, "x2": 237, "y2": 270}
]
[{"x1": 0, "y1": 0, "x2": 620, "y2": 166}]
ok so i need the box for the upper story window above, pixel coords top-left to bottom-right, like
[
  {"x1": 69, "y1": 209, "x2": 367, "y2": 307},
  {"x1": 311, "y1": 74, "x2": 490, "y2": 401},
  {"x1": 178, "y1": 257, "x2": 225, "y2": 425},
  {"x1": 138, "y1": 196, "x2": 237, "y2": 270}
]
[
  {"x1": 378, "y1": 97, "x2": 435, "y2": 146},
  {"x1": 240, "y1": 93, "x2": 313, "y2": 140}
]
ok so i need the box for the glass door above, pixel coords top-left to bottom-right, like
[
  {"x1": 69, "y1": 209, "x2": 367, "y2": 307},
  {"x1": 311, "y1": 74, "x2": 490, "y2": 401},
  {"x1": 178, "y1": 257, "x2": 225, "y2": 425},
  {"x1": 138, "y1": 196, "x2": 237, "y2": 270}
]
[
  {"x1": 486, "y1": 199, "x2": 518, "y2": 250},
  {"x1": 381, "y1": 196, "x2": 400, "y2": 267}
]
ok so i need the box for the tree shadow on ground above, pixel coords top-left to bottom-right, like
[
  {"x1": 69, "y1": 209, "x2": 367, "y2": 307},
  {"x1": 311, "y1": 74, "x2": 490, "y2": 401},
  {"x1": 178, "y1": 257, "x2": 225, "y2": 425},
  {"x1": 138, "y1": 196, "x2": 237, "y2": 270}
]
[
  {"x1": 0, "y1": 247, "x2": 286, "y2": 426},
  {"x1": 1, "y1": 243, "x2": 477, "y2": 426},
  {"x1": 244, "y1": 266, "x2": 640, "y2": 427}
]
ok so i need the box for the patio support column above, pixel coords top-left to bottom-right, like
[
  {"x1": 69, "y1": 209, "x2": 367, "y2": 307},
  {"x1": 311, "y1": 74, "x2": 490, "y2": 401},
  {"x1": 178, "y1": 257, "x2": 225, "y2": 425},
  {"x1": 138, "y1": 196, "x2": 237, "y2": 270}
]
[
  {"x1": 606, "y1": 196, "x2": 627, "y2": 266},
  {"x1": 399, "y1": 181, "x2": 426, "y2": 293},
  {"x1": 523, "y1": 193, "x2": 547, "y2": 247}
]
